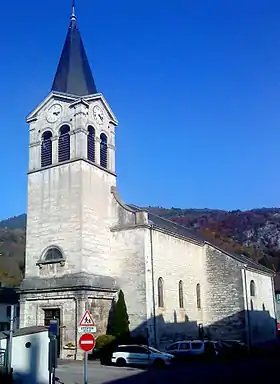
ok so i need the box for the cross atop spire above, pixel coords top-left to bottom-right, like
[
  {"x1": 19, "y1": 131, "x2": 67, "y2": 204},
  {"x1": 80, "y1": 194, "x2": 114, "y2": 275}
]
[
  {"x1": 71, "y1": 0, "x2": 76, "y2": 21},
  {"x1": 51, "y1": 1, "x2": 98, "y2": 97}
]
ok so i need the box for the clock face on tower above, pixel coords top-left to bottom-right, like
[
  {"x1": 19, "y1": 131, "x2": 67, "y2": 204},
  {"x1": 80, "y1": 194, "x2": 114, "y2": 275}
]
[
  {"x1": 93, "y1": 105, "x2": 104, "y2": 125},
  {"x1": 46, "y1": 104, "x2": 63, "y2": 123}
]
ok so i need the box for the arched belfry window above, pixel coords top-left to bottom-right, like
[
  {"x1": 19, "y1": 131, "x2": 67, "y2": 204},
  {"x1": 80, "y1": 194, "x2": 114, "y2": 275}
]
[
  {"x1": 41, "y1": 131, "x2": 52, "y2": 167},
  {"x1": 196, "y1": 283, "x2": 201, "y2": 309},
  {"x1": 158, "y1": 277, "x2": 164, "y2": 308},
  {"x1": 87, "y1": 126, "x2": 95, "y2": 163},
  {"x1": 44, "y1": 247, "x2": 64, "y2": 262},
  {"x1": 58, "y1": 125, "x2": 70, "y2": 162},
  {"x1": 100, "y1": 133, "x2": 108, "y2": 168},
  {"x1": 179, "y1": 280, "x2": 184, "y2": 308},
  {"x1": 250, "y1": 280, "x2": 256, "y2": 297}
]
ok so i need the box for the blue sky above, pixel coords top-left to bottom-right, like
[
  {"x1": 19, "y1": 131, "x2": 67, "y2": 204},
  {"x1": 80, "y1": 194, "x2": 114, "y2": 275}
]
[{"x1": 1, "y1": 0, "x2": 280, "y2": 219}]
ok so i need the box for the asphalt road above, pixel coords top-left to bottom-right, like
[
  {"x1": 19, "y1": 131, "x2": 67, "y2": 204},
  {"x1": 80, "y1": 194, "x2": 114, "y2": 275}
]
[
  {"x1": 56, "y1": 361, "x2": 141, "y2": 384},
  {"x1": 56, "y1": 356, "x2": 278, "y2": 384}
]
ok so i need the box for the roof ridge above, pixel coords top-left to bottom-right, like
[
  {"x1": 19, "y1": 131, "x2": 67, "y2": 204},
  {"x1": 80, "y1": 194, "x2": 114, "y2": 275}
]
[
  {"x1": 148, "y1": 210, "x2": 272, "y2": 273},
  {"x1": 148, "y1": 210, "x2": 199, "y2": 232}
]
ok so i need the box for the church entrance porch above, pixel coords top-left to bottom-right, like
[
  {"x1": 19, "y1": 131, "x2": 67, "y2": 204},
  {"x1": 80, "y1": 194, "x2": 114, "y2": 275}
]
[{"x1": 19, "y1": 275, "x2": 117, "y2": 360}]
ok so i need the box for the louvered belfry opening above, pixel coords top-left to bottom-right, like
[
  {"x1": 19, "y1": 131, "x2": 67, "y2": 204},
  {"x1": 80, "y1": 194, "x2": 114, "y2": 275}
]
[
  {"x1": 87, "y1": 126, "x2": 95, "y2": 162},
  {"x1": 100, "y1": 133, "x2": 108, "y2": 168},
  {"x1": 41, "y1": 131, "x2": 53, "y2": 167},
  {"x1": 58, "y1": 125, "x2": 70, "y2": 162}
]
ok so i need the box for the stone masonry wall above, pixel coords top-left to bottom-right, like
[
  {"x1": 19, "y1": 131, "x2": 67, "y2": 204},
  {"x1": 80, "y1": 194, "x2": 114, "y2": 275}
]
[
  {"x1": 80, "y1": 161, "x2": 116, "y2": 277},
  {"x1": 205, "y1": 245, "x2": 246, "y2": 341},
  {"x1": 244, "y1": 269, "x2": 277, "y2": 345},
  {"x1": 108, "y1": 190, "x2": 148, "y2": 338},
  {"x1": 26, "y1": 163, "x2": 83, "y2": 278},
  {"x1": 150, "y1": 230, "x2": 206, "y2": 348},
  {"x1": 20, "y1": 289, "x2": 115, "y2": 360},
  {"x1": 110, "y1": 227, "x2": 147, "y2": 337}
]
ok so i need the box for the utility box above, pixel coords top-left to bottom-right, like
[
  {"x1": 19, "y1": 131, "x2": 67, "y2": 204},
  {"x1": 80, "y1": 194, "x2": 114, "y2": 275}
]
[{"x1": 0, "y1": 326, "x2": 49, "y2": 384}]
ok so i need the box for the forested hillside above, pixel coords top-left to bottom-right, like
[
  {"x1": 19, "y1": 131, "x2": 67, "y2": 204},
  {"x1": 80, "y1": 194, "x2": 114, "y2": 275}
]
[{"x1": 1, "y1": 207, "x2": 280, "y2": 286}]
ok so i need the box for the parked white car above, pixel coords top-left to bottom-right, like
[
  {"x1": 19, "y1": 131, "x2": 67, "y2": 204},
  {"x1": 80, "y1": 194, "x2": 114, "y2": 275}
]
[{"x1": 111, "y1": 344, "x2": 175, "y2": 367}]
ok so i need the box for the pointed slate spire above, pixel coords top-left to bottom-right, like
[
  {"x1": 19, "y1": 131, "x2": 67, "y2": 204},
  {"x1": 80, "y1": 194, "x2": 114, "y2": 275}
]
[{"x1": 51, "y1": 1, "x2": 98, "y2": 96}]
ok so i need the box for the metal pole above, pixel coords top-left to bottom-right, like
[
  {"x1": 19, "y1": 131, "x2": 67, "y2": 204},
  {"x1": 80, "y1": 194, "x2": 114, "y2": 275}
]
[
  {"x1": 84, "y1": 300, "x2": 89, "y2": 384},
  {"x1": 48, "y1": 339, "x2": 52, "y2": 384},
  {"x1": 7, "y1": 305, "x2": 14, "y2": 375},
  {"x1": 52, "y1": 337, "x2": 56, "y2": 384},
  {"x1": 52, "y1": 316, "x2": 57, "y2": 384}
]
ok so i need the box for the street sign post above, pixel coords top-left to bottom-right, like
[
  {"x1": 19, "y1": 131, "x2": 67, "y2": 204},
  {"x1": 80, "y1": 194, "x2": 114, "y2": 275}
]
[
  {"x1": 49, "y1": 319, "x2": 59, "y2": 338},
  {"x1": 80, "y1": 304, "x2": 97, "y2": 384},
  {"x1": 79, "y1": 333, "x2": 96, "y2": 352},
  {"x1": 48, "y1": 318, "x2": 59, "y2": 384},
  {"x1": 7, "y1": 305, "x2": 14, "y2": 376}
]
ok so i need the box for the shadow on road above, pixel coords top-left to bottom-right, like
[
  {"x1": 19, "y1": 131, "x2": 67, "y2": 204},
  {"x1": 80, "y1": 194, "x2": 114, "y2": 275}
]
[{"x1": 103, "y1": 356, "x2": 279, "y2": 384}]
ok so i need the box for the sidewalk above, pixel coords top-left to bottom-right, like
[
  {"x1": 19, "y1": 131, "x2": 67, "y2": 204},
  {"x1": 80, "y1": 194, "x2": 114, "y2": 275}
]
[{"x1": 58, "y1": 358, "x2": 101, "y2": 366}]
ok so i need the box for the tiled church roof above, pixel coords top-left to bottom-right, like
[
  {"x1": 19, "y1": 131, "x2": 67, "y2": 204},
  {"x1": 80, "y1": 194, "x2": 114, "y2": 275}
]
[{"x1": 129, "y1": 204, "x2": 273, "y2": 274}]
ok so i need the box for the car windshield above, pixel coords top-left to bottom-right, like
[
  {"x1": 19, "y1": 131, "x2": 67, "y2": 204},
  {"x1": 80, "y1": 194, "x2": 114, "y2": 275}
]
[{"x1": 148, "y1": 346, "x2": 162, "y2": 353}]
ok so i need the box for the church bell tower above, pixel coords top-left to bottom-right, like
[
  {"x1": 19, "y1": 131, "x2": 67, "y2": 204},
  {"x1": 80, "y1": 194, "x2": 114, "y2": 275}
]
[
  {"x1": 24, "y1": 3, "x2": 118, "y2": 278},
  {"x1": 20, "y1": 4, "x2": 119, "y2": 352}
]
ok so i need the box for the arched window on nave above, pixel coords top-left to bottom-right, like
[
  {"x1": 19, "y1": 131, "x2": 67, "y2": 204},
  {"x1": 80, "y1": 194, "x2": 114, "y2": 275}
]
[
  {"x1": 179, "y1": 280, "x2": 184, "y2": 308},
  {"x1": 196, "y1": 283, "x2": 201, "y2": 309},
  {"x1": 158, "y1": 277, "x2": 164, "y2": 308}
]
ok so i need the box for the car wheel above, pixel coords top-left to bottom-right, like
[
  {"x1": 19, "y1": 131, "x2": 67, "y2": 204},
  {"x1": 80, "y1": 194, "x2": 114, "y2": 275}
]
[
  {"x1": 116, "y1": 358, "x2": 126, "y2": 367},
  {"x1": 153, "y1": 359, "x2": 165, "y2": 369}
]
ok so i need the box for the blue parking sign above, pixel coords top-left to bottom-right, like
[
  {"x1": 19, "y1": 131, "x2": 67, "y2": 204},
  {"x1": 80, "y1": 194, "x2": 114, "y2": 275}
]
[{"x1": 49, "y1": 319, "x2": 59, "y2": 338}]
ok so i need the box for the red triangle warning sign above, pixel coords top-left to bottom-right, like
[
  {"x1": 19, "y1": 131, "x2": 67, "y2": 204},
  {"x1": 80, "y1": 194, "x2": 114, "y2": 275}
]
[{"x1": 79, "y1": 310, "x2": 96, "y2": 327}]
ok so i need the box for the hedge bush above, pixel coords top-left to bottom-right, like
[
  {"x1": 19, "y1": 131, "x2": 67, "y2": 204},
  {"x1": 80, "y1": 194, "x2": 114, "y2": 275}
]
[{"x1": 95, "y1": 334, "x2": 116, "y2": 350}]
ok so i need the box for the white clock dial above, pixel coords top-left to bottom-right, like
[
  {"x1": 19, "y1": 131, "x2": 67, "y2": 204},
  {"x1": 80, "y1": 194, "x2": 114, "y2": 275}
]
[
  {"x1": 46, "y1": 104, "x2": 62, "y2": 123},
  {"x1": 93, "y1": 105, "x2": 104, "y2": 125}
]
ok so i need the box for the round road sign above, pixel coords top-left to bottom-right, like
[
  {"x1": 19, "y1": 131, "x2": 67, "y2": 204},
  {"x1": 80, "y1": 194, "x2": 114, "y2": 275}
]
[{"x1": 79, "y1": 333, "x2": 96, "y2": 352}]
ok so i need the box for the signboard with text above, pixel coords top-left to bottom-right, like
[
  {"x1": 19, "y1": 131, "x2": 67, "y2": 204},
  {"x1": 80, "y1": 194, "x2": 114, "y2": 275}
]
[{"x1": 78, "y1": 310, "x2": 96, "y2": 334}]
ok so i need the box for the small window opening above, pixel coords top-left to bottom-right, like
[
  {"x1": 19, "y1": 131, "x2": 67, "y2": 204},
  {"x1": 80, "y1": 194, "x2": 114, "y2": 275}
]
[
  {"x1": 250, "y1": 280, "x2": 256, "y2": 297},
  {"x1": 158, "y1": 277, "x2": 164, "y2": 308},
  {"x1": 45, "y1": 247, "x2": 63, "y2": 262},
  {"x1": 196, "y1": 283, "x2": 201, "y2": 309},
  {"x1": 179, "y1": 280, "x2": 184, "y2": 308}
]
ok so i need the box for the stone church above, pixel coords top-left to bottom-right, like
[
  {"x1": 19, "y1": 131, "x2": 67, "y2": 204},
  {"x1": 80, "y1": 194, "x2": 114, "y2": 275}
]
[{"x1": 20, "y1": 5, "x2": 277, "y2": 359}]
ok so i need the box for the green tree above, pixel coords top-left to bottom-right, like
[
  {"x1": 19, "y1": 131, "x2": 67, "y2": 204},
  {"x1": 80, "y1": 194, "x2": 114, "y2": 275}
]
[{"x1": 109, "y1": 290, "x2": 130, "y2": 338}]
